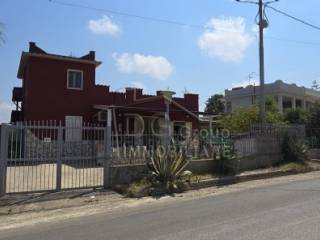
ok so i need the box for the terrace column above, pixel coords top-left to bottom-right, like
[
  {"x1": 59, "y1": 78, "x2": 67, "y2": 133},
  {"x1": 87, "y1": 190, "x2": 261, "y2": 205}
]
[
  {"x1": 278, "y1": 95, "x2": 283, "y2": 113},
  {"x1": 292, "y1": 97, "x2": 296, "y2": 110},
  {"x1": 302, "y1": 99, "x2": 307, "y2": 110}
]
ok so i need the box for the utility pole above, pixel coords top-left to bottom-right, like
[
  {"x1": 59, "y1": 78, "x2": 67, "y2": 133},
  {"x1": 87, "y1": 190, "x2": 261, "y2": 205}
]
[
  {"x1": 258, "y1": 0, "x2": 266, "y2": 124},
  {"x1": 236, "y1": 0, "x2": 278, "y2": 124}
]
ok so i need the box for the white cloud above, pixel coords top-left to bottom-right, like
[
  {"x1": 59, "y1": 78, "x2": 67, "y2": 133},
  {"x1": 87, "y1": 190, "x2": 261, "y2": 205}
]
[
  {"x1": 88, "y1": 16, "x2": 121, "y2": 36},
  {"x1": 0, "y1": 102, "x2": 13, "y2": 123},
  {"x1": 198, "y1": 16, "x2": 253, "y2": 62},
  {"x1": 131, "y1": 81, "x2": 146, "y2": 89},
  {"x1": 113, "y1": 53, "x2": 174, "y2": 80},
  {"x1": 232, "y1": 79, "x2": 259, "y2": 88},
  {"x1": 251, "y1": 25, "x2": 259, "y2": 34}
]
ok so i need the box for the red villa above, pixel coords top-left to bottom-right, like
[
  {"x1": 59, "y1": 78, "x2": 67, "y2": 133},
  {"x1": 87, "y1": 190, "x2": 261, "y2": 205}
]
[{"x1": 11, "y1": 42, "x2": 200, "y2": 135}]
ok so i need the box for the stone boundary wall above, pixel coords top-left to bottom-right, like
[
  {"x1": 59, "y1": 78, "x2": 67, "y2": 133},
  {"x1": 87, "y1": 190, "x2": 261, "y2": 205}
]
[{"x1": 309, "y1": 148, "x2": 320, "y2": 160}]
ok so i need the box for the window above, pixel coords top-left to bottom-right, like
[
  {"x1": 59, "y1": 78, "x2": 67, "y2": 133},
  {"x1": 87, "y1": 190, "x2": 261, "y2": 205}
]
[{"x1": 67, "y1": 70, "x2": 83, "y2": 90}]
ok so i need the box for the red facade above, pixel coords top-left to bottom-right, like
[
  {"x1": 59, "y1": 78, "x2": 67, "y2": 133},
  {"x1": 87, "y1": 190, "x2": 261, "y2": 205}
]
[{"x1": 12, "y1": 42, "x2": 199, "y2": 131}]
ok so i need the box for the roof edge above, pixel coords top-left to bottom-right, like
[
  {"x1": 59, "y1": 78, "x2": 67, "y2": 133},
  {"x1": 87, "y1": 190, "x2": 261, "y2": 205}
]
[{"x1": 17, "y1": 52, "x2": 102, "y2": 79}]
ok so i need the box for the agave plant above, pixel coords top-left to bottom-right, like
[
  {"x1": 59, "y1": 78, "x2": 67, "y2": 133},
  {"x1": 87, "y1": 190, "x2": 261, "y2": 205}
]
[{"x1": 149, "y1": 150, "x2": 191, "y2": 192}]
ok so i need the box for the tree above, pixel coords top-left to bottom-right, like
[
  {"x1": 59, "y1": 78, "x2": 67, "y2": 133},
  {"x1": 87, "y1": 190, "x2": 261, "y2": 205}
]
[
  {"x1": 204, "y1": 94, "x2": 225, "y2": 115},
  {"x1": 265, "y1": 96, "x2": 278, "y2": 113},
  {"x1": 284, "y1": 108, "x2": 308, "y2": 125},
  {"x1": 220, "y1": 98, "x2": 283, "y2": 133},
  {"x1": 311, "y1": 80, "x2": 319, "y2": 90},
  {"x1": 307, "y1": 102, "x2": 320, "y2": 128},
  {"x1": 220, "y1": 106, "x2": 259, "y2": 133}
]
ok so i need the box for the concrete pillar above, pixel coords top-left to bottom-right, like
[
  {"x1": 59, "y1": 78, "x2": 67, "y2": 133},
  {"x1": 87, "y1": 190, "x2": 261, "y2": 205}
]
[
  {"x1": 292, "y1": 97, "x2": 296, "y2": 110},
  {"x1": 0, "y1": 124, "x2": 9, "y2": 196},
  {"x1": 104, "y1": 109, "x2": 112, "y2": 189},
  {"x1": 278, "y1": 95, "x2": 283, "y2": 113},
  {"x1": 302, "y1": 99, "x2": 307, "y2": 110}
]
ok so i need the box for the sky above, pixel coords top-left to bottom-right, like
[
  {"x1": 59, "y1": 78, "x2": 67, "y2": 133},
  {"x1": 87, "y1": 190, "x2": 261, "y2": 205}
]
[{"x1": 1, "y1": 0, "x2": 320, "y2": 122}]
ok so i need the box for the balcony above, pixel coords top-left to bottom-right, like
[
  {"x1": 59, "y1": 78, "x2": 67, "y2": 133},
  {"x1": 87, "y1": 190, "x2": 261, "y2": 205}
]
[
  {"x1": 12, "y1": 87, "x2": 23, "y2": 102},
  {"x1": 10, "y1": 110, "x2": 23, "y2": 123}
]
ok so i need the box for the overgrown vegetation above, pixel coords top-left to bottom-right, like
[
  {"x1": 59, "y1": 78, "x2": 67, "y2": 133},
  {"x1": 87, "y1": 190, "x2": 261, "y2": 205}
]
[
  {"x1": 215, "y1": 144, "x2": 239, "y2": 176},
  {"x1": 279, "y1": 162, "x2": 313, "y2": 173},
  {"x1": 307, "y1": 102, "x2": 320, "y2": 129},
  {"x1": 284, "y1": 108, "x2": 308, "y2": 125},
  {"x1": 282, "y1": 134, "x2": 309, "y2": 163},
  {"x1": 220, "y1": 105, "x2": 283, "y2": 133},
  {"x1": 121, "y1": 178, "x2": 151, "y2": 198},
  {"x1": 219, "y1": 97, "x2": 283, "y2": 133}
]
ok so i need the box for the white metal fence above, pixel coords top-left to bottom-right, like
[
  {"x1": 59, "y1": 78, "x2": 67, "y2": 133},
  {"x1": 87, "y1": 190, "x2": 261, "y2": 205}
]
[
  {"x1": 0, "y1": 121, "x2": 307, "y2": 195},
  {"x1": 0, "y1": 121, "x2": 109, "y2": 194}
]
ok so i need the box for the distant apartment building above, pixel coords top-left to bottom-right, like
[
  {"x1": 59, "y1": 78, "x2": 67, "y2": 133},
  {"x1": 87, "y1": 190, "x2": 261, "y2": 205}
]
[{"x1": 225, "y1": 80, "x2": 320, "y2": 113}]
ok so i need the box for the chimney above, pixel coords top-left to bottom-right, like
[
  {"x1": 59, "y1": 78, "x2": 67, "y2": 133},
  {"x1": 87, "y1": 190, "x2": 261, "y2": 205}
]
[
  {"x1": 81, "y1": 51, "x2": 96, "y2": 61},
  {"x1": 89, "y1": 51, "x2": 95, "y2": 60},
  {"x1": 184, "y1": 93, "x2": 199, "y2": 111},
  {"x1": 29, "y1": 42, "x2": 36, "y2": 50},
  {"x1": 125, "y1": 88, "x2": 143, "y2": 103},
  {"x1": 158, "y1": 90, "x2": 176, "y2": 102},
  {"x1": 29, "y1": 42, "x2": 46, "y2": 54}
]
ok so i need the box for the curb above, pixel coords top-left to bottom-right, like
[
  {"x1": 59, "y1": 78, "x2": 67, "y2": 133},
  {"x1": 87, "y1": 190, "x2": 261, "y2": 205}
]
[{"x1": 189, "y1": 170, "x2": 300, "y2": 190}]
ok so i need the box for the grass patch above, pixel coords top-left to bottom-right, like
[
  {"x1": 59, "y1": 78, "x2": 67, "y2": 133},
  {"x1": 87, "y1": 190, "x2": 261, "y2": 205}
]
[
  {"x1": 114, "y1": 178, "x2": 151, "y2": 198},
  {"x1": 278, "y1": 161, "x2": 320, "y2": 173},
  {"x1": 188, "y1": 174, "x2": 218, "y2": 183}
]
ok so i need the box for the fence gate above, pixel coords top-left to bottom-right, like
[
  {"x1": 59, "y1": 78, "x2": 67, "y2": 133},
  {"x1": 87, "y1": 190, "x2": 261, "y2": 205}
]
[{"x1": 0, "y1": 121, "x2": 111, "y2": 195}]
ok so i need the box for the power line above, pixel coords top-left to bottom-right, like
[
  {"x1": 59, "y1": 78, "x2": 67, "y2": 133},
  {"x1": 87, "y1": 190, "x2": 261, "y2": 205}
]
[
  {"x1": 49, "y1": 0, "x2": 320, "y2": 47},
  {"x1": 267, "y1": 5, "x2": 320, "y2": 31},
  {"x1": 266, "y1": 36, "x2": 320, "y2": 46},
  {"x1": 49, "y1": 0, "x2": 204, "y2": 29}
]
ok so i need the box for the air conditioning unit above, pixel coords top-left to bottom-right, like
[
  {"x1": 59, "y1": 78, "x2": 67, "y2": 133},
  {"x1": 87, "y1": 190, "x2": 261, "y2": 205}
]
[{"x1": 97, "y1": 111, "x2": 108, "y2": 122}]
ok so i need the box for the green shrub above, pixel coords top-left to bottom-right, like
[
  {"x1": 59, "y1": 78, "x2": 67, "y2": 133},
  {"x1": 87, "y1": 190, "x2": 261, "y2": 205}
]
[
  {"x1": 284, "y1": 108, "x2": 308, "y2": 124},
  {"x1": 215, "y1": 144, "x2": 238, "y2": 176},
  {"x1": 282, "y1": 134, "x2": 309, "y2": 163},
  {"x1": 220, "y1": 105, "x2": 283, "y2": 133}
]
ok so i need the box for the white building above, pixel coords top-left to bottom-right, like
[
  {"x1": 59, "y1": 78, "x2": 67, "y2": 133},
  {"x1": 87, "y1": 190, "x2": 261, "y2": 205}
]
[{"x1": 225, "y1": 80, "x2": 320, "y2": 113}]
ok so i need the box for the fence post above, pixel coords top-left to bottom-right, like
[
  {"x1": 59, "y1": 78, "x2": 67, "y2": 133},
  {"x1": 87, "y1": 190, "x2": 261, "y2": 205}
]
[
  {"x1": 104, "y1": 109, "x2": 112, "y2": 189},
  {"x1": 0, "y1": 124, "x2": 9, "y2": 196},
  {"x1": 56, "y1": 122, "x2": 63, "y2": 191}
]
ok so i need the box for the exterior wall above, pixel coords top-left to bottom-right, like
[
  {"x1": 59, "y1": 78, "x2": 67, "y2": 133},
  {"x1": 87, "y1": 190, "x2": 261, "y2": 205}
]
[
  {"x1": 308, "y1": 148, "x2": 320, "y2": 160},
  {"x1": 110, "y1": 159, "x2": 216, "y2": 185},
  {"x1": 230, "y1": 95, "x2": 253, "y2": 113},
  {"x1": 13, "y1": 43, "x2": 199, "y2": 130},
  {"x1": 23, "y1": 56, "x2": 99, "y2": 122}
]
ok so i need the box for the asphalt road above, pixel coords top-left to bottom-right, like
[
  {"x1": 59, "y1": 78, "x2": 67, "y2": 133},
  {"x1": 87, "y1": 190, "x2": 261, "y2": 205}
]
[{"x1": 2, "y1": 177, "x2": 320, "y2": 240}]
